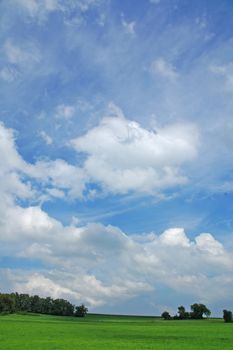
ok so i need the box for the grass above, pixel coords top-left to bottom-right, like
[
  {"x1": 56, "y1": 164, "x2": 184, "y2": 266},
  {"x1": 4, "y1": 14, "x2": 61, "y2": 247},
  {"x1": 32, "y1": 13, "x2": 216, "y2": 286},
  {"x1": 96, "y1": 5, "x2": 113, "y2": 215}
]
[{"x1": 0, "y1": 313, "x2": 232, "y2": 349}]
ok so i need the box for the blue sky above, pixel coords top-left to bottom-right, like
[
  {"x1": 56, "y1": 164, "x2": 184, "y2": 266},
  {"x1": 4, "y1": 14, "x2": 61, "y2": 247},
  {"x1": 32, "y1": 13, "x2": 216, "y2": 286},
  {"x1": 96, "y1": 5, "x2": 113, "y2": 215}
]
[{"x1": 0, "y1": 0, "x2": 233, "y2": 316}]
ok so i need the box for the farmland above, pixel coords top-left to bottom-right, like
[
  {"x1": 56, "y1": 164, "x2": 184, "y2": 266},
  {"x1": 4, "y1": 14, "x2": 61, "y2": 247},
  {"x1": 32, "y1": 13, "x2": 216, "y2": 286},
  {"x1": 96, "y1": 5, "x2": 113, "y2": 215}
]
[{"x1": 0, "y1": 313, "x2": 232, "y2": 350}]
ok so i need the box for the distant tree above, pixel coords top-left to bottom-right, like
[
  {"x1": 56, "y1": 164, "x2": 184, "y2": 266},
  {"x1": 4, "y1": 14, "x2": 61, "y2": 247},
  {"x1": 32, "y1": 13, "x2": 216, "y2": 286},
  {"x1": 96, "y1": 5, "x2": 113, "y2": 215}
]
[
  {"x1": 0, "y1": 292, "x2": 77, "y2": 317},
  {"x1": 161, "y1": 311, "x2": 171, "y2": 320},
  {"x1": 173, "y1": 314, "x2": 180, "y2": 320},
  {"x1": 190, "y1": 303, "x2": 211, "y2": 319},
  {"x1": 15, "y1": 293, "x2": 31, "y2": 312},
  {"x1": 0, "y1": 294, "x2": 15, "y2": 314},
  {"x1": 75, "y1": 304, "x2": 88, "y2": 317},
  {"x1": 30, "y1": 295, "x2": 42, "y2": 313},
  {"x1": 223, "y1": 310, "x2": 232, "y2": 323},
  {"x1": 177, "y1": 306, "x2": 190, "y2": 320},
  {"x1": 51, "y1": 298, "x2": 74, "y2": 316}
]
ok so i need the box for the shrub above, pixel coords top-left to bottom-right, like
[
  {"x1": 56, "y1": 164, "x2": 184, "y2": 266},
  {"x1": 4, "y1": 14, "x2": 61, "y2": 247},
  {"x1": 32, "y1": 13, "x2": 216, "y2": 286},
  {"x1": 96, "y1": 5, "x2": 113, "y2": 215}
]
[{"x1": 223, "y1": 309, "x2": 232, "y2": 323}]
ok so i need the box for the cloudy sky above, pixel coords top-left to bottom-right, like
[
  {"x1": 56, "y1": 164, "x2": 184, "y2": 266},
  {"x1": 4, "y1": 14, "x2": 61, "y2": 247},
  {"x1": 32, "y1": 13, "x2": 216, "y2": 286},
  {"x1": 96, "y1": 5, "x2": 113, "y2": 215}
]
[{"x1": 0, "y1": 0, "x2": 233, "y2": 316}]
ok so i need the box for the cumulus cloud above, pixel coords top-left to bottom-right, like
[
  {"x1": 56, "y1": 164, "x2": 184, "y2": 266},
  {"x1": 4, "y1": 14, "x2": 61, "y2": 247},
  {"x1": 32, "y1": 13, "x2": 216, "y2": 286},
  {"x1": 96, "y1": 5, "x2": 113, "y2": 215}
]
[
  {"x1": 160, "y1": 228, "x2": 190, "y2": 247},
  {"x1": 31, "y1": 159, "x2": 86, "y2": 199},
  {"x1": 0, "y1": 122, "x2": 86, "y2": 201},
  {"x1": 0, "y1": 203, "x2": 232, "y2": 308},
  {"x1": 0, "y1": 108, "x2": 199, "y2": 201},
  {"x1": 0, "y1": 122, "x2": 33, "y2": 202},
  {"x1": 1, "y1": 120, "x2": 232, "y2": 311},
  {"x1": 71, "y1": 114, "x2": 199, "y2": 195}
]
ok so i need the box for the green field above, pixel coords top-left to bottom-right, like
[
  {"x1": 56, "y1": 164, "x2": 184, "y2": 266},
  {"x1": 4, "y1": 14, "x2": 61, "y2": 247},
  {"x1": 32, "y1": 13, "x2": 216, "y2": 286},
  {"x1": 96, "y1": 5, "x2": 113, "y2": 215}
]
[{"x1": 0, "y1": 313, "x2": 232, "y2": 349}]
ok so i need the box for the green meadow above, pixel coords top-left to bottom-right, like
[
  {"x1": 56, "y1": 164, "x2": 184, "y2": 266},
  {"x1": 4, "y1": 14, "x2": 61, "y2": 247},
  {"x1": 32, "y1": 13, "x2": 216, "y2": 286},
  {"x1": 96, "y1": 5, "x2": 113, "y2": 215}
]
[{"x1": 0, "y1": 313, "x2": 232, "y2": 350}]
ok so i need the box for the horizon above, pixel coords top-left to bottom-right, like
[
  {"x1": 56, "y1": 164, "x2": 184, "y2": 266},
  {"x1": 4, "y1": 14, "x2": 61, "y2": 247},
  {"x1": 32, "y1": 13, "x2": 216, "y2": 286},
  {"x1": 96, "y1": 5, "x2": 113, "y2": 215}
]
[{"x1": 0, "y1": 0, "x2": 233, "y2": 318}]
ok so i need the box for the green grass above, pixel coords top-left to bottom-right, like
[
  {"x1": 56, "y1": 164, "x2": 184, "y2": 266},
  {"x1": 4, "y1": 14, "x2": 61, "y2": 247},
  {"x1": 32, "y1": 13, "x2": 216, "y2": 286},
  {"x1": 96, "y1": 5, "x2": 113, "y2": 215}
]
[{"x1": 0, "y1": 313, "x2": 232, "y2": 349}]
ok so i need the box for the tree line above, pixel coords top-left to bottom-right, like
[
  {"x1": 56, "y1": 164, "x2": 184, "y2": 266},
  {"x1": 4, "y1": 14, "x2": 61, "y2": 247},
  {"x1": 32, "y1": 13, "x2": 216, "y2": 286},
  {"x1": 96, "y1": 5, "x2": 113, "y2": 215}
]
[
  {"x1": 0, "y1": 293, "x2": 88, "y2": 317},
  {"x1": 162, "y1": 304, "x2": 233, "y2": 322}
]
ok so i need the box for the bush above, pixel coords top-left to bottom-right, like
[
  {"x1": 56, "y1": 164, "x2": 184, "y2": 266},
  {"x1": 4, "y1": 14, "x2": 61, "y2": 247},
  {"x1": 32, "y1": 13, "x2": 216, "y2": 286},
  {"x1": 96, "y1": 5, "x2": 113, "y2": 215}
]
[
  {"x1": 74, "y1": 304, "x2": 88, "y2": 317},
  {"x1": 161, "y1": 311, "x2": 171, "y2": 320},
  {"x1": 223, "y1": 310, "x2": 232, "y2": 323}
]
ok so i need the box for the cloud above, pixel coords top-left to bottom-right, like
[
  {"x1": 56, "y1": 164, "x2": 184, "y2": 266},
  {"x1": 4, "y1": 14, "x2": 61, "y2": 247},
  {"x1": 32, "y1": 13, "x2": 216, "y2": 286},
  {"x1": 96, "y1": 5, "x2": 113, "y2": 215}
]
[
  {"x1": 150, "y1": 58, "x2": 178, "y2": 80},
  {"x1": 55, "y1": 104, "x2": 75, "y2": 119},
  {"x1": 0, "y1": 108, "x2": 199, "y2": 200},
  {"x1": 39, "y1": 131, "x2": 53, "y2": 145},
  {"x1": 0, "y1": 67, "x2": 19, "y2": 82},
  {"x1": 15, "y1": 0, "x2": 60, "y2": 21},
  {"x1": 160, "y1": 228, "x2": 190, "y2": 247},
  {"x1": 71, "y1": 112, "x2": 199, "y2": 195},
  {"x1": 4, "y1": 40, "x2": 41, "y2": 67},
  {"x1": 0, "y1": 120, "x2": 232, "y2": 309},
  {"x1": 0, "y1": 122, "x2": 33, "y2": 201},
  {"x1": 0, "y1": 204, "x2": 232, "y2": 308},
  {"x1": 31, "y1": 159, "x2": 86, "y2": 199},
  {"x1": 15, "y1": 0, "x2": 107, "y2": 23},
  {"x1": 0, "y1": 122, "x2": 85, "y2": 203},
  {"x1": 209, "y1": 62, "x2": 233, "y2": 93},
  {"x1": 121, "y1": 18, "x2": 136, "y2": 35}
]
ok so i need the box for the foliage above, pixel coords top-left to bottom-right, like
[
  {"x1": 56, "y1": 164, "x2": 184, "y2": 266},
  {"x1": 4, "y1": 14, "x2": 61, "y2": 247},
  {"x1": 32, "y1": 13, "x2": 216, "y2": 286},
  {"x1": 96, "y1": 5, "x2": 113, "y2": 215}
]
[
  {"x1": 161, "y1": 311, "x2": 171, "y2": 320},
  {"x1": 190, "y1": 303, "x2": 211, "y2": 319},
  {"x1": 0, "y1": 292, "x2": 87, "y2": 317},
  {"x1": 0, "y1": 294, "x2": 15, "y2": 314},
  {"x1": 223, "y1": 309, "x2": 232, "y2": 323},
  {"x1": 177, "y1": 305, "x2": 190, "y2": 320},
  {"x1": 75, "y1": 304, "x2": 88, "y2": 317},
  {"x1": 162, "y1": 303, "x2": 211, "y2": 320}
]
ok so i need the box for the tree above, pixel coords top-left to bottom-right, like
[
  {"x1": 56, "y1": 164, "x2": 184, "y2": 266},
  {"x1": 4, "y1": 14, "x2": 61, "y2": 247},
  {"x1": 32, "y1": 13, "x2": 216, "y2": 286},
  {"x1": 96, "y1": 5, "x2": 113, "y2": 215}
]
[
  {"x1": 223, "y1": 310, "x2": 232, "y2": 323},
  {"x1": 75, "y1": 304, "x2": 88, "y2": 317},
  {"x1": 161, "y1": 311, "x2": 171, "y2": 320},
  {"x1": 190, "y1": 303, "x2": 211, "y2": 319},
  {"x1": 177, "y1": 306, "x2": 190, "y2": 319},
  {"x1": 15, "y1": 293, "x2": 31, "y2": 312},
  {"x1": 0, "y1": 294, "x2": 15, "y2": 314}
]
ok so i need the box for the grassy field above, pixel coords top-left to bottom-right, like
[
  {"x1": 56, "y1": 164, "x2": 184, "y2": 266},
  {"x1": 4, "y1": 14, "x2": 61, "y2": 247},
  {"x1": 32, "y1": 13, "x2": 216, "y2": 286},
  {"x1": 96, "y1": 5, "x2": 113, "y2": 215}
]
[{"x1": 0, "y1": 313, "x2": 232, "y2": 349}]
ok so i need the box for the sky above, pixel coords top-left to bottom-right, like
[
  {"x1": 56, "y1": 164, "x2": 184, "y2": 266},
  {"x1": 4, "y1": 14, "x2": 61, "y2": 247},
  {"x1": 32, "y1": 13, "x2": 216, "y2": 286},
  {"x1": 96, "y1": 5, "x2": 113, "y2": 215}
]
[{"x1": 0, "y1": 0, "x2": 233, "y2": 317}]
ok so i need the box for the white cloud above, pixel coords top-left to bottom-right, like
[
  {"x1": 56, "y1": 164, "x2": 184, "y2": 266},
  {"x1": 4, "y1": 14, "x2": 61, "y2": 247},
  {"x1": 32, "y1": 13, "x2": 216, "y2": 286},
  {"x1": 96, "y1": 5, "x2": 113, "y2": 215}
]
[
  {"x1": 209, "y1": 62, "x2": 233, "y2": 93},
  {"x1": 15, "y1": 0, "x2": 60, "y2": 20},
  {"x1": 0, "y1": 203, "x2": 232, "y2": 308},
  {"x1": 195, "y1": 233, "x2": 225, "y2": 256},
  {"x1": 150, "y1": 58, "x2": 178, "y2": 80},
  {"x1": 55, "y1": 104, "x2": 75, "y2": 119},
  {"x1": 0, "y1": 122, "x2": 33, "y2": 202},
  {"x1": 15, "y1": 0, "x2": 106, "y2": 23},
  {"x1": 39, "y1": 131, "x2": 53, "y2": 145},
  {"x1": 122, "y1": 18, "x2": 136, "y2": 35},
  {"x1": 1, "y1": 122, "x2": 232, "y2": 309},
  {"x1": 160, "y1": 228, "x2": 190, "y2": 247},
  {"x1": 4, "y1": 40, "x2": 41, "y2": 67},
  {"x1": 31, "y1": 159, "x2": 86, "y2": 199},
  {"x1": 71, "y1": 114, "x2": 199, "y2": 195},
  {"x1": 0, "y1": 122, "x2": 85, "y2": 204},
  {"x1": 0, "y1": 123, "x2": 231, "y2": 309},
  {"x1": 0, "y1": 67, "x2": 18, "y2": 82},
  {"x1": 0, "y1": 111, "x2": 199, "y2": 201}
]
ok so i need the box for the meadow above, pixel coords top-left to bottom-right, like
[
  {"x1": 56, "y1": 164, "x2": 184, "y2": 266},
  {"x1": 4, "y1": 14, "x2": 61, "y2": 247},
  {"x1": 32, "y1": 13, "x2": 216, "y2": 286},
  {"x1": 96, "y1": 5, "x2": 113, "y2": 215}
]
[{"x1": 0, "y1": 313, "x2": 232, "y2": 350}]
